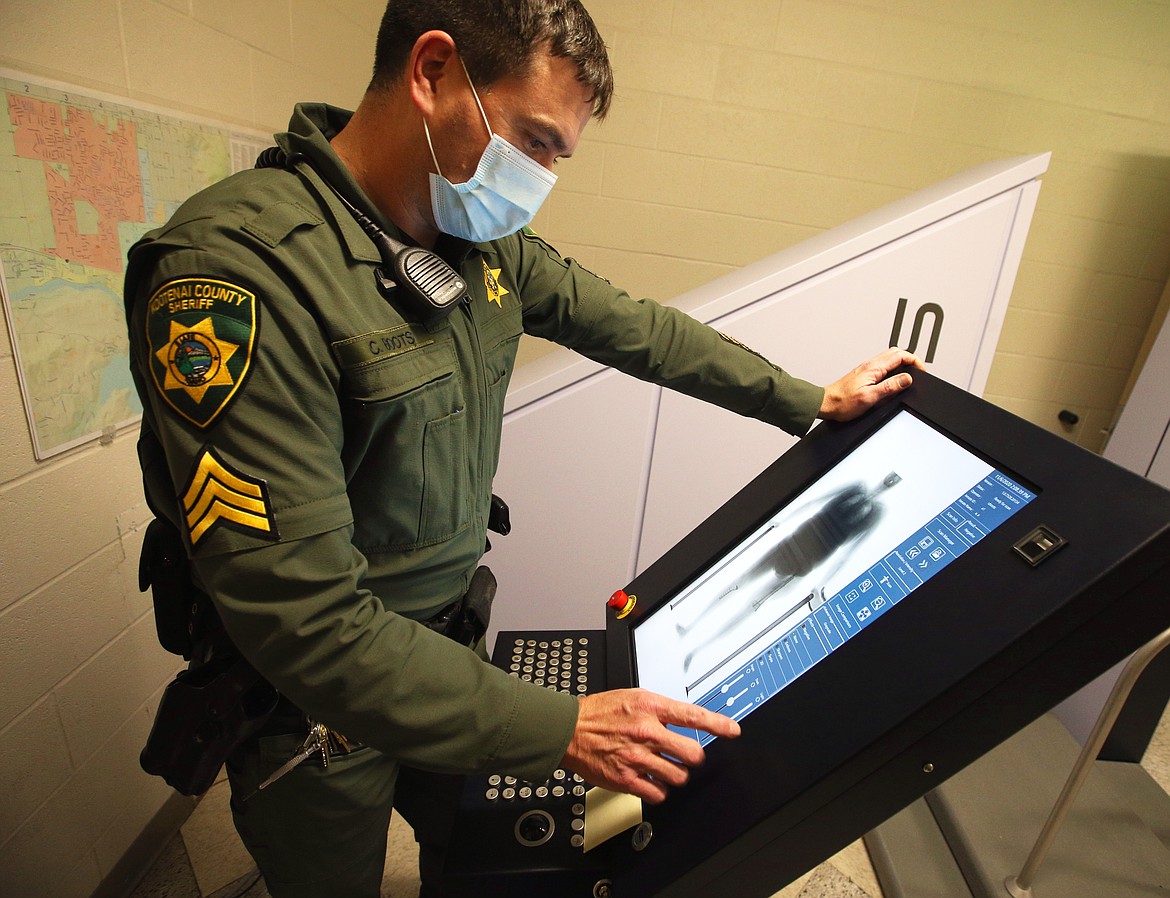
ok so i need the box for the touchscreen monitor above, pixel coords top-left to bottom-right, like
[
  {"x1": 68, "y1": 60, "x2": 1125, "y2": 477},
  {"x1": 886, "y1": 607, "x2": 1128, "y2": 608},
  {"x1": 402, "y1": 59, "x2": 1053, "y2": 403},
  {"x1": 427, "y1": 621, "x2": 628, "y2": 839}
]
[{"x1": 632, "y1": 409, "x2": 1037, "y2": 744}]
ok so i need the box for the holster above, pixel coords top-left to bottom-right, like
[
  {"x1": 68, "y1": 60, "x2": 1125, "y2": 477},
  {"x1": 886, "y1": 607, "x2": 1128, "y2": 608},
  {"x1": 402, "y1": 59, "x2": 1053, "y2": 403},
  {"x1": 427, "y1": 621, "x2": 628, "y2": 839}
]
[
  {"x1": 139, "y1": 517, "x2": 210, "y2": 660},
  {"x1": 138, "y1": 517, "x2": 279, "y2": 795},
  {"x1": 140, "y1": 652, "x2": 279, "y2": 796},
  {"x1": 425, "y1": 565, "x2": 496, "y2": 647},
  {"x1": 139, "y1": 507, "x2": 505, "y2": 795}
]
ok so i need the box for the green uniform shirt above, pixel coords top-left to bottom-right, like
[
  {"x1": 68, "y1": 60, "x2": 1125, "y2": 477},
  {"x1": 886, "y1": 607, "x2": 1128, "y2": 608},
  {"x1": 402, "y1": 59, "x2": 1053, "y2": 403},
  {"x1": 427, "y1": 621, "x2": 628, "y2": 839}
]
[{"x1": 124, "y1": 103, "x2": 823, "y2": 782}]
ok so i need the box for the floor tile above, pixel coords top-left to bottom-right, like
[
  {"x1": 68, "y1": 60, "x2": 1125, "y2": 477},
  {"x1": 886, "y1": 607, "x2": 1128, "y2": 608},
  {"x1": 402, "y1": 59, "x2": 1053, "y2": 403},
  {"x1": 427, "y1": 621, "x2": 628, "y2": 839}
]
[
  {"x1": 794, "y1": 863, "x2": 873, "y2": 898},
  {"x1": 380, "y1": 811, "x2": 421, "y2": 898},
  {"x1": 1143, "y1": 701, "x2": 1170, "y2": 793},
  {"x1": 127, "y1": 830, "x2": 201, "y2": 898},
  {"x1": 181, "y1": 778, "x2": 256, "y2": 897},
  {"x1": 825, "y1": 840, "x2": 882, "y2": 897},
  {"x1": 769, "y1": 869, "x2": 815, "y2": 897}
]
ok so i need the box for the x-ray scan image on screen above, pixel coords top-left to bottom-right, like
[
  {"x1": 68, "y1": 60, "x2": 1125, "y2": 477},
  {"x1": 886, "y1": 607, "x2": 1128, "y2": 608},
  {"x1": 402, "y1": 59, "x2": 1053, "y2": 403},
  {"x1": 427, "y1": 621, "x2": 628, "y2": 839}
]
[{"x1": 633, "y1": 410, "x2": 1037, "y2": 744}]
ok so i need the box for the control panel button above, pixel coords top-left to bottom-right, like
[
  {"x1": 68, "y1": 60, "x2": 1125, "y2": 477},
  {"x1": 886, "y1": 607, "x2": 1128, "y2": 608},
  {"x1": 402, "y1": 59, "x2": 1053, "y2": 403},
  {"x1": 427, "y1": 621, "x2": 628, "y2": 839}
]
[{"x1": 514, "y1": 809, "x2": 555, "y2": 847}]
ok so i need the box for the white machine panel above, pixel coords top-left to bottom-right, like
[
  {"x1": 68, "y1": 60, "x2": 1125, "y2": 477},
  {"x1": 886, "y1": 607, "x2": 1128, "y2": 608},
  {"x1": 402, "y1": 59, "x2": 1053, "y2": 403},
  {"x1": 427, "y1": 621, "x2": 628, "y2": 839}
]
[
  {"x1": 638, "y1": 190, "x2": 1036, "y2": 569},
  {"x1": 487, "y1": 369, "x2": 658, "y2": 636}
]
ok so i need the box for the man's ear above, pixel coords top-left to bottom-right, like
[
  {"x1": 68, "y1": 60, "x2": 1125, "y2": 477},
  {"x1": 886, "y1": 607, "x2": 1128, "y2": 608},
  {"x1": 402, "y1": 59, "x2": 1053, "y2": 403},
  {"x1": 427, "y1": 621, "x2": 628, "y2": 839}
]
[{"x1": 409, "y1": 30, "x2": 459, "y2": 118}]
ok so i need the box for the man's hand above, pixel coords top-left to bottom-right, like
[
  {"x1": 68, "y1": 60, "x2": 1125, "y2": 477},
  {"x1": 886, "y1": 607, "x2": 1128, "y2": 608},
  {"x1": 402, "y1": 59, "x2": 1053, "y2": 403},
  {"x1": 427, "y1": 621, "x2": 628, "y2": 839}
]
[
  {"x1": 819, "y1": 347, "x2": 924, "y2": 422},
  {"x1": 561, "y1": 688, "x2": 741, "y2": 804}
]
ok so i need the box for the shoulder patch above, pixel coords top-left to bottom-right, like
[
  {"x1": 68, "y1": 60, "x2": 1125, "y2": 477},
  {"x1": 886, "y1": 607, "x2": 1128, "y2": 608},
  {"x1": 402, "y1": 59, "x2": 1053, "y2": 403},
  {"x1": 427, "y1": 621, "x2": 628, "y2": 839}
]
[
  {"x1": 146, "y1": 276, "x2": 258, "y2": 428},
  {"x1": 181, "y1": 446, "x2": 279, "y2": 548}
]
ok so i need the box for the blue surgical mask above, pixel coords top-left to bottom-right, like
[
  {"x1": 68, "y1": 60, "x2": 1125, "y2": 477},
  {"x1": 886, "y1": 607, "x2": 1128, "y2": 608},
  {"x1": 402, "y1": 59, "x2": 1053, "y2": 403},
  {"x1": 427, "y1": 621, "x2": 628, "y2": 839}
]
[{"x1": 424, "y1": 59, "x2": 557, "y2": 242}]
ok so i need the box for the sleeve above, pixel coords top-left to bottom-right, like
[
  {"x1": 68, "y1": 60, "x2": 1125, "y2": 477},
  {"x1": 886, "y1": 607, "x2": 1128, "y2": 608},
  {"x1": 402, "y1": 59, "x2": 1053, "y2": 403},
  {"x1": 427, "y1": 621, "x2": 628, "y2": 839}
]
[
  {"x1": 126, "y1": 231, "x2": 578, "y2": 780},
  {"x1": 509, "y1": 230, "x2": 825, "y2": 437},
  {"x1": 195, "y1": 528, "x2": 578, "y2": 778}
]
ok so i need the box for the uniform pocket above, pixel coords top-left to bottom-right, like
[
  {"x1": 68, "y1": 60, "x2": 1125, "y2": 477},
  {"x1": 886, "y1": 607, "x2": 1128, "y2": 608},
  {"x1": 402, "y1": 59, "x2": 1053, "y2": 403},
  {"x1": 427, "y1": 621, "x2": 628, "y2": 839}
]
[
  {"x1": 482, "y1": 332, "x2": 520, "y2": 479},
  {"x1": 339, "y1": 340, "x2": 469, "y2": 551},
  {"x1": 420, "y1": 407, "x2": 467, "y2": 542}
]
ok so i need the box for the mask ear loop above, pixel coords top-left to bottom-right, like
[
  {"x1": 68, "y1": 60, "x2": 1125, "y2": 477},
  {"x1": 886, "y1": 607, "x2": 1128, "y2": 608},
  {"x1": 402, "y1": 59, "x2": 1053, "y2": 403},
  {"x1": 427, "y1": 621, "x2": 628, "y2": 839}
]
[
  {"x1": 423, "y1": 119, "x2": 444, "y2": 178},
  {"x1": 458, "y1": 55, "x2": 494, "y2": 139},
  {"x1": 424, "y1": 52, "x2": 495, "y2": 180}
]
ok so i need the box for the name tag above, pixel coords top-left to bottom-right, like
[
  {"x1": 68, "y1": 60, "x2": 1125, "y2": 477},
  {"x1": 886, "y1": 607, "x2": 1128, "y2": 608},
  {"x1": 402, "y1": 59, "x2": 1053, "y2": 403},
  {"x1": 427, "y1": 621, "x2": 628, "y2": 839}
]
[{"x1": 333, "y1": 326, "x2": 434, "y2": 369}]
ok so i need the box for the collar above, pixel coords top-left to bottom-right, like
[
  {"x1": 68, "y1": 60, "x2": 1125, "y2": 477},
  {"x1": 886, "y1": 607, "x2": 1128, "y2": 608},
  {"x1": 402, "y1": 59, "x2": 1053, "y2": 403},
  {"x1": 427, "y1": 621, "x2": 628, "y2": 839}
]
[
  {"x1": 275, "y1": 103, "x2": 395, "y2": 265},
  {"x1": 277, "y1": 103, "x2": 483, "y2": 268}
]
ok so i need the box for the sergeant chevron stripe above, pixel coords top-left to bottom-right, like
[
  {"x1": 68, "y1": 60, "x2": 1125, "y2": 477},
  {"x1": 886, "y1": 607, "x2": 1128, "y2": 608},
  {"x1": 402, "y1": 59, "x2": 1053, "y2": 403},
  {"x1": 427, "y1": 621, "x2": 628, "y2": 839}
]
[{"x1": 181, "y1": 447, "x2": 279, "y2": 546}]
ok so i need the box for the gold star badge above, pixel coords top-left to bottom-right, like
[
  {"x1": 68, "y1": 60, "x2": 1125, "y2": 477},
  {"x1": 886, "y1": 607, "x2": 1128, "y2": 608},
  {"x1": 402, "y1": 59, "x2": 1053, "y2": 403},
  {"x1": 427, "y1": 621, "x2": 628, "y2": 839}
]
[
  {"x1": 155, "y1": 317, "x2": 239, "y2": 404},
  {"x1": 483, "y1": 261, "x2": 510, "y2": 308}
]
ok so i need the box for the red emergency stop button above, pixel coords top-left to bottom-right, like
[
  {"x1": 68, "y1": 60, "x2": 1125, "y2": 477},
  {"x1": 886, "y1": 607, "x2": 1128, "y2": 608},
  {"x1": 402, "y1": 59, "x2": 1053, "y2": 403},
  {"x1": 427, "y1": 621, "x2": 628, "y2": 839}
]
[{"x1": 608, "y1": 589, "x2": 637, "y2": 619}]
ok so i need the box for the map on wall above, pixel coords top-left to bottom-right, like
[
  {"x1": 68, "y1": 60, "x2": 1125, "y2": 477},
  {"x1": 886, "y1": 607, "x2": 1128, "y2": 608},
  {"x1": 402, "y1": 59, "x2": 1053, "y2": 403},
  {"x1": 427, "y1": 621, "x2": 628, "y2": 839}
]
[{"x1": 0, "y1": 71, "x2": 270, "y2": 459}]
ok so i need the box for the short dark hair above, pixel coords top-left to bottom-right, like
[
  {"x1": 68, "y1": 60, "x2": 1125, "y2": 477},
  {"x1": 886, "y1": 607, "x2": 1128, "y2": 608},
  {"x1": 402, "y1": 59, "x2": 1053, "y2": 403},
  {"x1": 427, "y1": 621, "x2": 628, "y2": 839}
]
[{"x1": 370, "y1": 0, "x2": 614, "y2": 119}]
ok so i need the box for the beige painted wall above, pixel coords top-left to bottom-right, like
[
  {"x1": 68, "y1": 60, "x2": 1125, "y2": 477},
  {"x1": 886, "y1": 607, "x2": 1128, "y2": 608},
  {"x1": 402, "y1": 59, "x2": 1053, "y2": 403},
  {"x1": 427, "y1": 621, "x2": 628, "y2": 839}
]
[{"x1": 0, "y1": 1, "x2": 1167, "y2": 895}]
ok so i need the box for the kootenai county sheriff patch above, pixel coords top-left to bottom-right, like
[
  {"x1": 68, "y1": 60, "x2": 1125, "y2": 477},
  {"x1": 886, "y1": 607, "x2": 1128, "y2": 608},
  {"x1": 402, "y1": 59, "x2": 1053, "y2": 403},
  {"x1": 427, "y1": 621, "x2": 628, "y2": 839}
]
[{"x1": 146, "y1": 276, "x2": 257, "y2": 428}]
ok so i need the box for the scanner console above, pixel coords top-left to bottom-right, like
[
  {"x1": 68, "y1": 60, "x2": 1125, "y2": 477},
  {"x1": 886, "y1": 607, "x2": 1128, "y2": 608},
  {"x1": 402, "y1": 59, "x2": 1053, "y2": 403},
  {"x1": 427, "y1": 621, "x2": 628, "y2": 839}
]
[
  {"x1": 473, "y1": 633, "x2": 602, "y2": 849},
  {"x1": 442, "y1": 631, "x2": 611, "y2": 895},
  {"x1": 442, "y1": 370, "x2": 1170, "y2": 898}
]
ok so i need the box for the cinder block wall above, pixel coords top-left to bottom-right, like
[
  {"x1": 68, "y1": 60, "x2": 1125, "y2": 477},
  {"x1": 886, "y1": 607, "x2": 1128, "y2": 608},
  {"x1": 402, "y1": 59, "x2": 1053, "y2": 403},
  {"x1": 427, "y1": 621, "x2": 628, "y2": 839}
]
[
  {"x1": 0, "y1": 2, "x2": 1166, "y2": 896},
  {"x1": 0, "y1": 2, "x2": 377, "y2": 896}
]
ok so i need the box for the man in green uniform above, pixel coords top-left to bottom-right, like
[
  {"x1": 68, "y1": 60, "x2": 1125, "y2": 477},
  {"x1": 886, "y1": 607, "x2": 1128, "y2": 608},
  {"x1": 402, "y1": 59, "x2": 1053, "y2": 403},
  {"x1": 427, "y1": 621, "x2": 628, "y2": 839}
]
[{"x1": 124, "y1": 1, "x2": 920, "y2": 894}]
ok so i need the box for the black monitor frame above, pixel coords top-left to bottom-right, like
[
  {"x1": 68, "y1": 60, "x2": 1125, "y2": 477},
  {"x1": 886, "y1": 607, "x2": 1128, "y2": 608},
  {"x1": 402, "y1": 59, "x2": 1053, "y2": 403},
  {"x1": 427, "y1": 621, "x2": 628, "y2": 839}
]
[{"x1": 604, "y1": 368, "x2": 1170, "y2": 898}]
